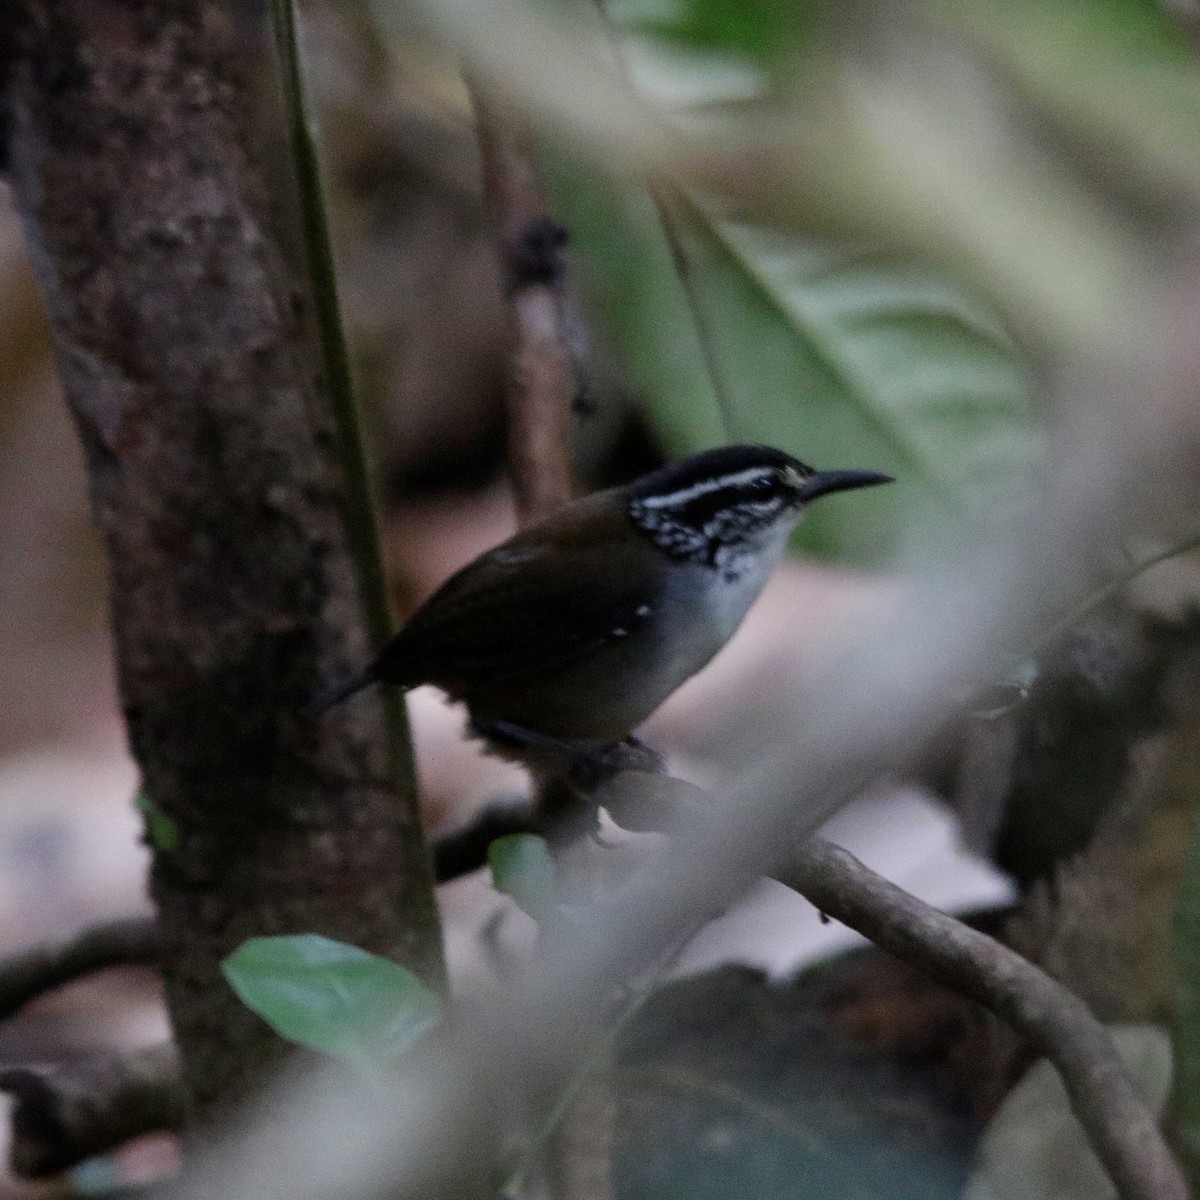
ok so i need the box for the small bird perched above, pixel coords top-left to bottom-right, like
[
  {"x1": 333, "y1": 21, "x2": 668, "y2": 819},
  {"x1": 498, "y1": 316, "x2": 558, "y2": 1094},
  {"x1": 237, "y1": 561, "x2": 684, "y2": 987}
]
[{"x1": 317, "y1": 445, "x2": 891, "y2": 766}]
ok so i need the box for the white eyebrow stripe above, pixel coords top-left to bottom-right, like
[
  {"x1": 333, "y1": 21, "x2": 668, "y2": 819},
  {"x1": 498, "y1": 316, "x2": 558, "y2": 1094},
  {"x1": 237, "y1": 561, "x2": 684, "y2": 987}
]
[{"x1": 638, "y1": 467, "x2": 775, "y2": 508}]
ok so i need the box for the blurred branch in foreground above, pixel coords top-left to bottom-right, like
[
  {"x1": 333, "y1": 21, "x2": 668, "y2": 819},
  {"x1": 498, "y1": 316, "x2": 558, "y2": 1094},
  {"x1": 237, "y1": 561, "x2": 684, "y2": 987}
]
[{"x1": 163, "y1": 310, "x2": 1200, "y2": 1196}]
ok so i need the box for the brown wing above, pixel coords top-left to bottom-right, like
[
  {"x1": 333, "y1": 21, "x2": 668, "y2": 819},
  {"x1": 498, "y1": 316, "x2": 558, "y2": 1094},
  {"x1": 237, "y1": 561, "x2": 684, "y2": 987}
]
[{"x1": 374, "y1": 499, "x2": 661, "y2": 689}]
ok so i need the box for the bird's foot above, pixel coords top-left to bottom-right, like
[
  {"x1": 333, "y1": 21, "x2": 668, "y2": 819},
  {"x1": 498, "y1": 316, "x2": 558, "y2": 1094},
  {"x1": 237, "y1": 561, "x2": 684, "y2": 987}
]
[
  {"x1": 468, "y1": 720, "x2": 663, "y2": 786},
  {"x1": 572, "y1": 737, "x2": 665, "y2": 786}
]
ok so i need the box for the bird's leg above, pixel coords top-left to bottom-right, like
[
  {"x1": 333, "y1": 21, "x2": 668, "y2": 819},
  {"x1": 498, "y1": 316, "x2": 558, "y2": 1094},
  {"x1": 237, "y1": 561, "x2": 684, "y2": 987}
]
[
  {"x1": 469, "y1": 717, "x2": 664, "y2": 780},
  {"x1": 470, "y1": 719, "x2": 670, "y2": 844},
  {"x1": 614, "y1": 737, "x2": 666, "y2": 774},
  {"x1": 468, "y1": 717, "x2": 605, "y2": 772}
]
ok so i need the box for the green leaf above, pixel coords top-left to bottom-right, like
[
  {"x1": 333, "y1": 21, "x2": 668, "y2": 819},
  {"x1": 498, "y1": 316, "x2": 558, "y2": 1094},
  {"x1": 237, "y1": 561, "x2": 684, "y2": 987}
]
[
  {"x1": 661, "y1": 193, "x2": 1043, "y2": 561},
  {"x1": 222, "y1": 935, "x2": 440, "y2": 1069},
  {"x1": 546, "y1": 158, "x2": 1043, "y2": 563},
  {"x1": 489, "y1": 834, "x2": 561, "y2": 923},
  {"x1": 133, "y1": 791, "x2": 180, "y2": 852}
]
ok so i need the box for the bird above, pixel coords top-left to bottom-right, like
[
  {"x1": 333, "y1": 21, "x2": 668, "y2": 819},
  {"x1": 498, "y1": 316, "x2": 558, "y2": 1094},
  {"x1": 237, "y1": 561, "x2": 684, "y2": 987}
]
[{"x1": 316, "y1": 444, "x2": 892, "y2": 768}]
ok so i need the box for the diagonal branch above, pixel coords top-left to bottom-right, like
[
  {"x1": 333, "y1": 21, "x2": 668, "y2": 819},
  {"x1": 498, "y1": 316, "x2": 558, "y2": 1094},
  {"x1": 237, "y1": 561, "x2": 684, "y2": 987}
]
[
  {"x1": 429, "y1": 774, "x2": 1187, "y2": 1200},
  {"x1": 592, "y1": 770, "x2": 1187, "y2": 1200},
  {"x1": 777, "y1": 837, "x2": 1186, "y2": 1200}
]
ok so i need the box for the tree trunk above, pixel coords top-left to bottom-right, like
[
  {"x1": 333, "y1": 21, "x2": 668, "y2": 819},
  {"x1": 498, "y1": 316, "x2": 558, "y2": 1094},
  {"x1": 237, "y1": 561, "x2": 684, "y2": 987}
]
[{"x1": 3, "y1": 0, "x2": 444, "y2": 1123}]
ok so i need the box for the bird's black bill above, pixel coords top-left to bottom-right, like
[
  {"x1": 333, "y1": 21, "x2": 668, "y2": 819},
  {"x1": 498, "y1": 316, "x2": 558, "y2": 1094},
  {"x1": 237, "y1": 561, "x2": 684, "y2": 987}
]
[
  {"x1": 308, "y1": 667, "x2": 376, "y2": 715},
  {"x1": 799, "y1": 468, "x2": 894, "y2": 502}
]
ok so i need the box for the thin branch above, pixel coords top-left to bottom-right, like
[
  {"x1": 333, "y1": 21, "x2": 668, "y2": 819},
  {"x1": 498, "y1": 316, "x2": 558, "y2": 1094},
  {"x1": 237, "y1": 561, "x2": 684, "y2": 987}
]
[
  {"x1": 0, "y1": 1044, "x2": 184, "y2": 1178},
  {"x1": 0, "y1": 918, "x2": 163, "y2": 1023},
  {"x1": 269, "y1": 0, "x2": 427, "y2": 809},
  {"x1": 434, "y1": 804, "x2": 538, "y2": 883},
  {"x1": 1019, "y1": 529, "x2": 1200, "y2": 665},
  {"x1": 649, "y1": 185, "x2": 738, "y2": 442},
  {"x1": 269, "y1": 0, "x2": 388, "y2": 646},
  {"x1": 777, "y1": 837, "x2": 1187, "y2": 1200},
  {"x1": 472, "y1": 91, "x2": 576, "y2": 525}
]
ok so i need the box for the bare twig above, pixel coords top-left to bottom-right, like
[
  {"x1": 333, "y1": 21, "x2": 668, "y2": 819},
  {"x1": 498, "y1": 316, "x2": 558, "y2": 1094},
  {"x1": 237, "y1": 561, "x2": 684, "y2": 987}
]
[
  {"x1": 0, "y1": 918, "x2": 163, "y2": 1023},
  {"x1": 0, "y1": 1044, "x2": 184, "y2": 1178},
  {"x1": 1018, "y1": 528, "x2": 1200, "y2": 668},
  {"x1": 778, "y1": 838, "x2": 1187, "y2": 1200},
  {"x1": 473, "y1": 92, "x2": 576, "y2": 525}
]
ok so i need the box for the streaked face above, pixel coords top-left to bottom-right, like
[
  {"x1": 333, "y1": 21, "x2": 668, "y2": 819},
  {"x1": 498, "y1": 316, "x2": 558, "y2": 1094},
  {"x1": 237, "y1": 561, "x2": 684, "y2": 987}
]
[
  {"x1": 626, "y1": 445, "x2": 892, "y2": 572},
  {"x1": 628, "y1": 452, "x2": 812, "y2": 567},
  {"x1": 634, "y1": 461, "x2": 808, "y2": 536}
]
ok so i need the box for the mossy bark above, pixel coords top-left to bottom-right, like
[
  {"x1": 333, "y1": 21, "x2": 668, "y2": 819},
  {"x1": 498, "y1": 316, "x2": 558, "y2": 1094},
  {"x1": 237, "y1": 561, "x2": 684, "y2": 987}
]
[{"x1": 4, "y1": 0, "x2": 444, "y2": 1123}]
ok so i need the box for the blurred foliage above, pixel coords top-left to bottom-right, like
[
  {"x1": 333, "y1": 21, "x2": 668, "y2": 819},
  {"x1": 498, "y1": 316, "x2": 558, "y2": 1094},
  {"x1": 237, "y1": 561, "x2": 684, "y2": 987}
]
[
  {"x1": 607, "y1": 0, "x2": 798, "y2": 66},
  {"x1": 940, "y1": 0, "x2": 1200, "y2": 201}
]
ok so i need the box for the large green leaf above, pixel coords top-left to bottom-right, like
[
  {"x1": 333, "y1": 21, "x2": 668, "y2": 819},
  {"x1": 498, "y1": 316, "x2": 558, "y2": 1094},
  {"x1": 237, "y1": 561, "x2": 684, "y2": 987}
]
[
  {"x1": 547, "y1": 152, "x2": 1042, "y2": 563},
  {"x1": 662, "y1": 193, "x2": 1042, "y2": 561},
  {"x1": 222, "y1": 935, "x2": 441, "y2": 1071}
]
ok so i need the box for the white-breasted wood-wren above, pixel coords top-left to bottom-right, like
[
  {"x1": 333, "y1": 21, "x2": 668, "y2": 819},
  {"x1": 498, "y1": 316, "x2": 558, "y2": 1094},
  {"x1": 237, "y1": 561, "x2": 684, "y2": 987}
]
[{"x1": 316, "y1": 445, "x2": 892, "y2": 763}]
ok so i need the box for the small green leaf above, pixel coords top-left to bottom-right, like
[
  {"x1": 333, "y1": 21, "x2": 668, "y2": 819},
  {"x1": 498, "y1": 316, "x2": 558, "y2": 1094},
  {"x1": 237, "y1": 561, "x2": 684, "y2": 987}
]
[
  {"x1": 133, "y1": 791, "x2": 180, "y2": 852},
  {"x1": 489, "y1": 834, "x2": 561, "y2": 923},
  {"x1": 221, "y1": 935, "x2": 440, "y2": 1069}
]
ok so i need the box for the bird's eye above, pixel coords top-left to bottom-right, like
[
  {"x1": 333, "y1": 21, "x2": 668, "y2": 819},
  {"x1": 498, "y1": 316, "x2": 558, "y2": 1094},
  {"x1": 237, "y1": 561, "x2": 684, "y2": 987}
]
[{"x1": 748, "y1": 475, "x2": 774, "y2": 492}]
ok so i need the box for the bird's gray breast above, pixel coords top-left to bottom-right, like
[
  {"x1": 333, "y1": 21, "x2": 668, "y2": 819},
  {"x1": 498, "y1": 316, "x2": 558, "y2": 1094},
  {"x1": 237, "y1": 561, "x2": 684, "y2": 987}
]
[{"x1": 649, "y1": 552, "x2": 773, "y2": 688}]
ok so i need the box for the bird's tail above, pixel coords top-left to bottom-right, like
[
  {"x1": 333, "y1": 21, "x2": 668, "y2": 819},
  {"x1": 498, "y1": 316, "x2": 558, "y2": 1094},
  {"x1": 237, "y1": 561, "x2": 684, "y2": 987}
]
[{"x1": 308, "y1": 665, "x2": 378, "y2": 715}]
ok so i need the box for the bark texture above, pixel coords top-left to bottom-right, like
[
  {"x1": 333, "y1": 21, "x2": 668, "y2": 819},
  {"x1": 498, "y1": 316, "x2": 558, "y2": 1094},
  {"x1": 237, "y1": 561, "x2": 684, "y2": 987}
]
[{"x1": 4, "y1": 0, "x2": 443, "y2": 1121}]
